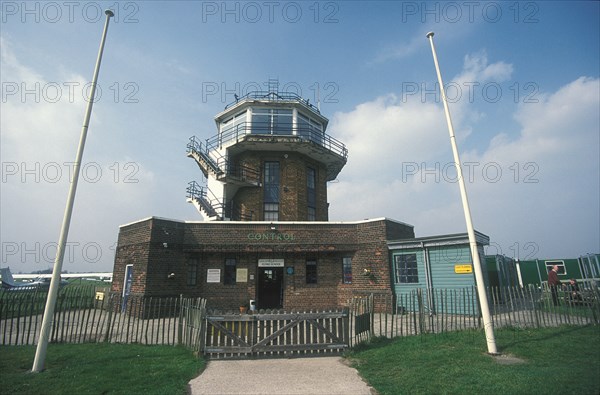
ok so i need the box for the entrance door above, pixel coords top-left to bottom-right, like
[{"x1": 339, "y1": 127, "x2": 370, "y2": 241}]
[{"x1": 258, "y1": 267, "x2": 283, "y2": 309}]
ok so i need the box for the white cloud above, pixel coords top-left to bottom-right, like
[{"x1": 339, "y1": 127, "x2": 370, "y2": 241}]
[
  {"x1": 459, "y1": 50, "x2": 513, "y2": 83},
  {"x1": 1, "y1": 38, "x2": 158, "y2": 273},
  {"x1": 328, "y1": 73, "x2": 599, "y2": 259}
]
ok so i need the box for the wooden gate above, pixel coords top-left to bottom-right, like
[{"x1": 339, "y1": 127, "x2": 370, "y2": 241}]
[{"x1": 203, "y1": 309, "x2": 349, "y2": 359}]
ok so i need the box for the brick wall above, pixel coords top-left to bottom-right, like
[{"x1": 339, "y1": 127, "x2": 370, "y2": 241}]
[
  {"x1": 229, "y1": 151, "x2": 328, "y2": 221},
  {"x1": 111, "y1": 219, "x2": 153, "y2": 295},
  {"x1": 111, "y1": 218, "x2": 415, "y2": 312}
]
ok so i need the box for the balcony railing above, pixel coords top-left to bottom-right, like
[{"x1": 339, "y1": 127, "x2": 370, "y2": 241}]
[
  {"x1": 206, "y1": 122, "x2": 348, "y2": 161},
  {"x1": 224, "y1": 90, "x2": 320, "y2": 114}
]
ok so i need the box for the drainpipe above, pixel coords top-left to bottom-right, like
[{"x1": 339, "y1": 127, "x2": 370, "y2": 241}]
[{"x1": 422, "y1": 242, "x2": 434, "y2": 314}]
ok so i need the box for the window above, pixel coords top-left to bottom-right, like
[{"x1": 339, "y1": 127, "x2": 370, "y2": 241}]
[
  {"x1": 187, "y1": 259, "x2": 198, "y2": 286},
  {"x1": 264, "y1": 162, "x2": 280, "y2": 220},
  {"x1": 394, "y1": 254, "x2": 419, "y2": 284},
  {"x1": 264, "y1": 203, "x2": 279, "y2": 221},
  {"x1": 251, "y1": 108, "x2": 293, "y2": 135},
  {"x1": 342, "y1": 257, "x2": 352, "y2": 284},
  {"x1": 307, "y1": 207, "x2": 316, "y2": 222},
  {"x1": 297, "y1": 113, "x2": 323, "y2": 144},
  {"x1": 224, "y1": 258, "x2": 237, "y2": 285},
  {"x1": 545, "y1": 260, "x2": 566, "y2": 275},
  {"x1": 306, "y1": 260, "x2": 317, "y2": 284},
  {"x1": 220, "y1": 110, "x2": 247, "y2": 143},
  {"x1": 307, "y1": 167, "x2": 316, "y2": 221}
]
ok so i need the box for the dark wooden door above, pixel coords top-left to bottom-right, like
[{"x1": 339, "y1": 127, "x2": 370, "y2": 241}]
[{"x1": 258, "y1": 268, "x2": 283, "y2": 309}]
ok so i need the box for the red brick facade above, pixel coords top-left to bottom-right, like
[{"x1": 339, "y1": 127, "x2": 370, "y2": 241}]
[
  {"x1": 229, "y1": 150, "x2": 329, "y2": 221},
  {"x1": 111, "y1": 217, "x2": 414, "y2": 311}
]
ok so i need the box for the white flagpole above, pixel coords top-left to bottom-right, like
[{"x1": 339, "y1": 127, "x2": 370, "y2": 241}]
[
  {"x1": 426, "y1": 31, "x2": 498, "y2": 354},
  {"x1": 32, "y1": 9, "x2": 115, "y2": 373}
]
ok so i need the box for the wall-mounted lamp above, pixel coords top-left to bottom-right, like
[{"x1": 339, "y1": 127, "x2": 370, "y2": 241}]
[
  {"x1": 163, "y1": 243, "x2": 168, "y2": 248},
  {"x1": 168, "y1": 272, "x2": 176, "y2": 279},
  {"x1": 363, "y1": 268, "x2": 376, "y2": 283}
]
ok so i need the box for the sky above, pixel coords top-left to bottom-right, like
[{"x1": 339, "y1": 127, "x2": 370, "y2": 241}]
[{"x1": 1, "y1": 1, "x2": 598, "y2": 273}]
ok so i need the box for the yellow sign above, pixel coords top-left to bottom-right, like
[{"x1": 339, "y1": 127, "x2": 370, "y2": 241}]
[{"x1": 454, "y1": 264, "x2": 473, "y2": 274}]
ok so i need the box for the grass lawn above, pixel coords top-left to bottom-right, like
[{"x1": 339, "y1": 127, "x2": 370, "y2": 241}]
[
  {"x1": 346, "y1": 325, "x2": 600, "y2": 395},
  {"x1": 0, "y1": 343, "x2": 205, "y2": 395},
  {"x1": 1, "y1": 326, "x2": 598, "y2": 394}
]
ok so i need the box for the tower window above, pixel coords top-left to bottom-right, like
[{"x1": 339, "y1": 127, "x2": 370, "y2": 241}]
[
  {"x1": 297, "y1": 113, "x2": 323, "y2": 145},
  {"x1": 307, "y1": 167, "x2": 316, "y2": 221},
  {"x1": 264, "y1": 162, "x2": 280, "y2": 221},
  {"x1": 252, "y1": 108, "x2": 292, "y2": 135},
  {"x1": 220, "y1": 110, "x2": 247, "y2": 143}
]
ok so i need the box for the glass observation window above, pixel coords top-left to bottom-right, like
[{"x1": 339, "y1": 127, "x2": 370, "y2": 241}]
[
  {"x1": 220, "y1": 110, "x2": 247, "y2": 143},
  {"x1": 251, "y1": 108, "x2": 293, "y2": 135},
  {"x1": 297, "y1": 113, "x2": 323, "y2": 144}
]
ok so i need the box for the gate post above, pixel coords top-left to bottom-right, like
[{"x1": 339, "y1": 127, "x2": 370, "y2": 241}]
[{"x1": 343, "y1": 307, "x2": 350, "y2": 348}]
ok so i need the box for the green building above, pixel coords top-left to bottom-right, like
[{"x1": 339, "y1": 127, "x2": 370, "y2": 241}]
[
  {"x1": 517, "y1": 254, "x2": 600, "y2": 287},
  {"x1": 387, "y1": 231, "x2": 489, "y2": 314}
]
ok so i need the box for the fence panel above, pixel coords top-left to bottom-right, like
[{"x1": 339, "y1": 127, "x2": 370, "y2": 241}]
[
  {"x1": 0, "y1": 289, "x2": 208, "y2": 350},
  {"x1": 348, "y1": 285, "x2": 599, "y2": 343},
  {"x1": 203, "y1": 309, "x2": 349, "y2": 359}
]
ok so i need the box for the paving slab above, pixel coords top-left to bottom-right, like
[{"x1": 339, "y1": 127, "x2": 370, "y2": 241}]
[{"x1": 188, "y1": 356, "x2": 374, "y2": 395}]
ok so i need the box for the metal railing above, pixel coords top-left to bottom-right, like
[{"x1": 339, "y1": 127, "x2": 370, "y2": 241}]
[
  {"x1": 205, "y1": 122, "x2": 348, "y2": 161},
  {"x1": 187, "y1": 136, "x2": 262, "y2": 183},
  {"x1": 186, "y1": 181, "x2": 222, "y2": 218},
  {"x1": 187, "y1": 182, "x2": 254, "y2": 220},
  {"x1": 224, "y1": 90, "x2": 321, "y2": 114}
]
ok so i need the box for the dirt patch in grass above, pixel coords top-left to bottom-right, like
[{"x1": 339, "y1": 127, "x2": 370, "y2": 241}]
[{"x1": 492, "y1": 353, "x2": 526, "y2": 365}]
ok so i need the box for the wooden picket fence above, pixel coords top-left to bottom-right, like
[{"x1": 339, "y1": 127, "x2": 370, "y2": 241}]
[
  {"x1": 348, "y1": 284, "x2": 600, "y2": 344},
  {"x1": 0, "y1": 288, "x2": 206, "y2": 352},
  {"x1": 1, "y1": 283, "x2": 598, "y2": 356}
]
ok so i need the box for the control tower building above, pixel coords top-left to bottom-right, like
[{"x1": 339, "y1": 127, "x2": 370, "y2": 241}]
[
  {"x1": 186, "y1": 87, "x2": 347, "y2": 222},
  {"x1": 111, "y1": 86, "x2": 416, "y2": 311}
]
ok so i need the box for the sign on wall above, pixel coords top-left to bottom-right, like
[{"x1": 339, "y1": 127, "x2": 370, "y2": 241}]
[
  {"x1": 207, "y1": 269, "x2": 221, "y2": 283},
  {"x1": 258, "y1": 259, "x2": 285, "y2": 267},
  {"x1": 454, "y1": 264, "x2": 473, "y2": 274},
  {"x1": 237, "y1": 268, "x2": 248, "y2": 282}
]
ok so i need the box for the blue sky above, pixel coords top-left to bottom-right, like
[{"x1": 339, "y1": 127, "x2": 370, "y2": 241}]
[{"x1": 1, "y1": 1, "x2": 599, "y2": 273}]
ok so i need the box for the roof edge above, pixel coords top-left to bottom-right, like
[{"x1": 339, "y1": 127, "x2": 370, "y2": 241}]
[{"x1": 119, "y1": 216, "x2": 414, "y2": 228}]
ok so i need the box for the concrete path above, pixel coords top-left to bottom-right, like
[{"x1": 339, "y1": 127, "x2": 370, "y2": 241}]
[{"x1": 188, "y1": 357, "x2": 375, "y2": 395}]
